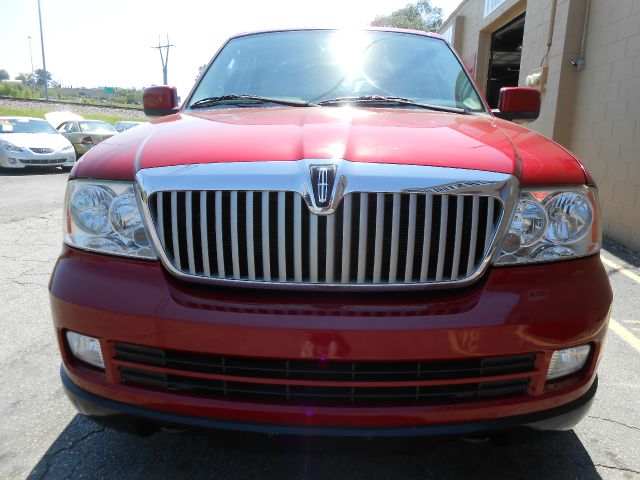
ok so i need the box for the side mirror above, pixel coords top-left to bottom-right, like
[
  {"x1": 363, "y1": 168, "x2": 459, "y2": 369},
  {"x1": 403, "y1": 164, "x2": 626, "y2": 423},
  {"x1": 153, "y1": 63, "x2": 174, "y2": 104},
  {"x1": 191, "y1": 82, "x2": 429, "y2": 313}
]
[
  {"x1": 493, "y1": 87, "x2": 541, "y2": 122},
  {"x1": 143, "y1": 86, "x2": 179, "y2": 118}
]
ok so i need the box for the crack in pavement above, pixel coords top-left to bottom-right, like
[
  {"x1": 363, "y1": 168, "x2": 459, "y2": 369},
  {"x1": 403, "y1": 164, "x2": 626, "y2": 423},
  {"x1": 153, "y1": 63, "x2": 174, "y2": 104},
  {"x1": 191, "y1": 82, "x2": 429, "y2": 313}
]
[
  {"x1": 594, "y1": 463, "x2": 640, "y2": 475},
  {"x1": 588, "y1": 415, "x2": 640, "y2": 432},
  {"x1": 32, "y1": 426, "x2": 106, "y2": 480}
]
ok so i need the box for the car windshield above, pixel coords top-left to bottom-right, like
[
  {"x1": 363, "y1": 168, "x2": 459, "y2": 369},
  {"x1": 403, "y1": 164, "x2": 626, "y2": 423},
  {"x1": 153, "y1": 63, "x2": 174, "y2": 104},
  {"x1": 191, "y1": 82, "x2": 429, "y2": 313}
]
[
  {"x1": 188, "y1": 30, "x2": 485, "y2": 112},
  {"x1": 79, "y1": 121, "x2": 116, "y2": 133},
  {"x1": 0, "y1": 118, "x2": 58, "y2": 134}
]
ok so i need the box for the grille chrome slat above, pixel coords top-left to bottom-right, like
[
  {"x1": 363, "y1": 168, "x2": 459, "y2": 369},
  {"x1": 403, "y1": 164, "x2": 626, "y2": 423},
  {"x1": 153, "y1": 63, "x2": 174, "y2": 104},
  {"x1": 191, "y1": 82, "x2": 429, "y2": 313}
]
[
  {"x1": 485, "y1": 197, "x2": 495, "y2": 249},
  {"x1": 230, "y1": 192, "x2": 240, "y2": 279},
  {"x1": 388, "y1": 194, "x2": 401, "y2": 282},
  {"x1": 245, "y1": 192, "x2": 255, "y2": 280},
  {"x1": 278, "y1": 192, "x2": 287, "y2": 282},
  {"x1": 261, "y1": 192, "x2": 271, "y2": 281},
  {"x1": 466, "y1": 196, "x2": 479, "y2": 276},
  {"x1": 149, "y1": 190, "x2": 503, "y2": 288},
  {"x1": 435, "y1": 195, "x2": 449, "y2": 282},
  {"x1": 309, "y1": 210, "x2": 318, "y2": 282},
  {"x1": 419, "y1": 195, "x2": 433, "y2": 282},
  {"x1": 404, "y1": 194, "x2": 417, "y2": 282},
  {"x1": 357, "y1": 193, "x2": 368, "y2": 283},
  {"x1": 450, "y1": 197, "x2": 464, "y2": 280},
  {"x1": 294, "y1": 197, "x2": 302, "y2": 282},
  {"x1": 156, "y1": 193, "x2": 165, "y2": 248},
  {"x1": 185, "y1": 191, "x2": 196, "y2": 274},
  {"x1": 200, "y1": 191, "x2": 211, "y2": 277},
  {"x1": 215, "y1": 191, "x2": 225, "y2": 277},
  {"x1": 326, "y1": 214, "x2": 335, "y2": 282},
  {"x1": 170, "y1": 192, "x2": 181, "y2": 271},
  {"x1": 341, "y1": 195, "x2": 352, "y2": 283},
  {"x1": 373, "y1": 193, "x2": 385, "y2": 283}
]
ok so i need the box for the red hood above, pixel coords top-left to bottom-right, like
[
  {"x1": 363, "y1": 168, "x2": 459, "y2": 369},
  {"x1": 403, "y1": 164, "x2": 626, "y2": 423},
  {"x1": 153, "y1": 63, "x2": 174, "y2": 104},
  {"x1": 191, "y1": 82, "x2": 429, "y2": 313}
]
[{"x1": 73, "y1": 107, "x2": 588, "y2": 185}]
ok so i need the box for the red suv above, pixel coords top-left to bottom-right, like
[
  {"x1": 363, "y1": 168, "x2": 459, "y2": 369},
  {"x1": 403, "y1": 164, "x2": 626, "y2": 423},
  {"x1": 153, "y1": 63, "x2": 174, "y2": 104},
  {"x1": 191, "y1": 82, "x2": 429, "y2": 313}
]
[{"x1": 50, "y1": 28, "x2": 612, "y2": 437}]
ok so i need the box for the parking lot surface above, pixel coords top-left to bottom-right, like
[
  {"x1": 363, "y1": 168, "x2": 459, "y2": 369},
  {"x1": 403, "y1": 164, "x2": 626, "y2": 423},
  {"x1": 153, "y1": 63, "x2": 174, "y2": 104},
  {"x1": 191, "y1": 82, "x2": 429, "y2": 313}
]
[{"x1": 0, "y1": 169, "x2": 638, "y2": 479}]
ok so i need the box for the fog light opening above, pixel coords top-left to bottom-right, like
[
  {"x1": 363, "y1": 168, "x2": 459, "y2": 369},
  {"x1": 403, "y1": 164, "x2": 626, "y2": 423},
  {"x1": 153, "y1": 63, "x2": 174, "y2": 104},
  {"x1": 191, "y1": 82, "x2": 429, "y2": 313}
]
[
  {"x1": 66, "y1": 331, "x2": 105, "y2": 369},
  {"x1": 546, "y1": 345, "x2": 591, "y2": 381}
]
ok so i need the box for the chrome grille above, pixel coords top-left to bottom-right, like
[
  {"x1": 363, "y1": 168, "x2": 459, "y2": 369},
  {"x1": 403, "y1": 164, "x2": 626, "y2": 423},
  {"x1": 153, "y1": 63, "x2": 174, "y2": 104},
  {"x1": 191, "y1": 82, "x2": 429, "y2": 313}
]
[
  {"x1": 148, "y1": 191, "x2": 503, "y2": 286},
  {"x1": 29, "y1": 147, "x2": 54, "y2": 154}
]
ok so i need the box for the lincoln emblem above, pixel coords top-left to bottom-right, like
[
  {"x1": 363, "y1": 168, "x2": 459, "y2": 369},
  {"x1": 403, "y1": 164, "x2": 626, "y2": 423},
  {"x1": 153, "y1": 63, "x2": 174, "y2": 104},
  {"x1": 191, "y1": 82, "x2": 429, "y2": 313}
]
[
  {"x1": 309, "y1": 164, "x2": 338, "y2": 209},
  {"x1": 317, "y1": 167, "x2": 329, "y2": 203}
]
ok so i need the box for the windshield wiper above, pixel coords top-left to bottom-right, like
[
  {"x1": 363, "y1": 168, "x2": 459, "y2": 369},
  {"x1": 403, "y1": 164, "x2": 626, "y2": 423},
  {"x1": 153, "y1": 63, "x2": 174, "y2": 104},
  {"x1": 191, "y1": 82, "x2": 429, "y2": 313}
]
[
  {"x1": 317, "y1": 95, "x2": 469, "y2": 114},
  {"x1": 189, "y1": 95, "x2": 319, "y2": 109}
]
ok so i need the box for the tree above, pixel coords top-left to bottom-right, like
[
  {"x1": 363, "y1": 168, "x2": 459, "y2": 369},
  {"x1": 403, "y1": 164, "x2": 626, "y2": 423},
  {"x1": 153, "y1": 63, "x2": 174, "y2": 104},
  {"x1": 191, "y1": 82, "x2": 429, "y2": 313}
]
[
  {"x1": 16, "y1": 73, "x2": 36, "y2": 87},
  {"x1": 119, "y1": 87, "x2": 142, "y2": 105},
  {"x1": 0, "y1": 69, "x2": 9, "y2": 81},
  {"x1": 34, "y1": 68, "x2": 52, "y2": 88},
  {"x1": 371, "y1": 0, "x2": 444, "y2": 32}
]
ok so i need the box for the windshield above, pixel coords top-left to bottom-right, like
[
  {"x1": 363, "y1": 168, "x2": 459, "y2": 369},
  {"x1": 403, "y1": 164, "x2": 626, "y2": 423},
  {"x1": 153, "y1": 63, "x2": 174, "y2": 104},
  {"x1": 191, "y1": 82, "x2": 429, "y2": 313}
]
[
  {"x1": 79, "y1": 121, "x2": 116, "y2": 133},
  {"x1": 0, "y1": 118, "x2": 58, "y2": 134},
  {"x1": 188, "y1": 30, "x2": 485, "y2": 112}
]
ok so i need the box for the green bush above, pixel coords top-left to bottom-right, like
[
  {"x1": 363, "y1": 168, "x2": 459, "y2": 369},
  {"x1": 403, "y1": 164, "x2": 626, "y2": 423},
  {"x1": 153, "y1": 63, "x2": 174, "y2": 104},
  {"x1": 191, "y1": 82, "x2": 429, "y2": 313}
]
[{"x1": 0, "y1": 83, "x2": 37, "y2": 99}]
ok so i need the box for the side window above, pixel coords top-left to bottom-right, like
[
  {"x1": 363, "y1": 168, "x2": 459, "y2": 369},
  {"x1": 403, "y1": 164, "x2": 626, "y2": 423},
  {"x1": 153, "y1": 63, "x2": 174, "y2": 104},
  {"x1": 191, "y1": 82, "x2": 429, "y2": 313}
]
[
  {"x1": 57, "y1": 122, "x2": 67, "y2": 133},
  {"x1": 68, "y1": 122, "x2": 79, "y2": 133}
]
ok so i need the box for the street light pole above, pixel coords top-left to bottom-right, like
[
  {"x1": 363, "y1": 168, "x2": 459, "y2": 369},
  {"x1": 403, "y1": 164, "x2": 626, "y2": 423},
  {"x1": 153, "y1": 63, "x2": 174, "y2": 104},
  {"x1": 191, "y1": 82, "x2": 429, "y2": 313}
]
[
  {"x1": 37, "y1": 0, "x2": 48, "y2": 100},
  {"x1": 28, "y1": 36, "x2": 34, "y2": 75}
]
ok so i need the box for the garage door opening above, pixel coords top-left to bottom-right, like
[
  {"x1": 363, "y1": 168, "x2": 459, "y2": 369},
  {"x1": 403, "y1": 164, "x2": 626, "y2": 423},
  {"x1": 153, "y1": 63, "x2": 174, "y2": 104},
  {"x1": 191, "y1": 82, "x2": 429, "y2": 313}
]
[{"x1": 486, "y1": 14, "x2": 525, "y2": 108}]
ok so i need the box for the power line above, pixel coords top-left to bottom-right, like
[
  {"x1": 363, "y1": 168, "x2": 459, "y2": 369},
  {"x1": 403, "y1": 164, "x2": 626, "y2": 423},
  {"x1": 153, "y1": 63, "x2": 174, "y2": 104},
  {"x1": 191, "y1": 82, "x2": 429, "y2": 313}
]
[{"x1": 152, "y1": 34, "x2": 174, "y2": 85}]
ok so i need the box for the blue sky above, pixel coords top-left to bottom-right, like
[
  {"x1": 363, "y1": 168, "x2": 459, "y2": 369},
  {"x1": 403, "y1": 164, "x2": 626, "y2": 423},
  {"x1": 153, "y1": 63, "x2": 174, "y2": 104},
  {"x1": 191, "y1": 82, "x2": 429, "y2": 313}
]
[{"x1": 0, "y1": 0, "x2": 462, "y2": 97}]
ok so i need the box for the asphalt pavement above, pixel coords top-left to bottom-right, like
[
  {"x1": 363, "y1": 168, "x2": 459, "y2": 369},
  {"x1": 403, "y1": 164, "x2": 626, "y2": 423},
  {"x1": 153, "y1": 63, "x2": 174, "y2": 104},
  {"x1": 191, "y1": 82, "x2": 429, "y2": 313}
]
[{"x1": 0, "y1": 168, "x2": 638, "y2": 480}]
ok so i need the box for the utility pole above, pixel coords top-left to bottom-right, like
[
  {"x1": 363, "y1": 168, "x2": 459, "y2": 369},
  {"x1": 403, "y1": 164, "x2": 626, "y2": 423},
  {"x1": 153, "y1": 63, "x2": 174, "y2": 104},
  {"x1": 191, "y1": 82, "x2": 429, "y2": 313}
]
[
  {"x1": 152, "y1": 34, "x2": 174, "y2": 85},
  {"x1": 28, "y1": 35, "x2": 34, "y2": 75},
  {"x1": 37, "y1": 0, "x2": 48, "y2": 100}
]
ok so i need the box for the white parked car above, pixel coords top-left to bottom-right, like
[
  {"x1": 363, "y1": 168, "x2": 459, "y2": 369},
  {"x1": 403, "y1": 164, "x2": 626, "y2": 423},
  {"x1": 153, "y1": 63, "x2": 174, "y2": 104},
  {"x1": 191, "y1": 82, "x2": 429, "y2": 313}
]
[{"x1": 0, "y1": 116, "x2": 76, "y2": 171}]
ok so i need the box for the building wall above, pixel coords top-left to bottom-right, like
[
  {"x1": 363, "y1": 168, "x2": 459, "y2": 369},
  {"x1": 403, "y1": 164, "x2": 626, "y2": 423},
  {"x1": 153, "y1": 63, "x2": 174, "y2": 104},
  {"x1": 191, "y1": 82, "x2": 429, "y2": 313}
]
[
  {"x1": 568, "y1": 0, "x2": 640, "y2": 250},
  {"x1": 440, "y1": 0, "x2": 640, "y2": 251}
]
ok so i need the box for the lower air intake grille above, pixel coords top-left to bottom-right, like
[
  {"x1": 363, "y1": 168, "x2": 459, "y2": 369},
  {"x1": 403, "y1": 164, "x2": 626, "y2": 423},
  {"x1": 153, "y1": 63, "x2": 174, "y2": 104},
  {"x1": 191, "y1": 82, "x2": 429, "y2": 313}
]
[{"x1": 115, "y1": 343, "x2": 534, "y2": 406}]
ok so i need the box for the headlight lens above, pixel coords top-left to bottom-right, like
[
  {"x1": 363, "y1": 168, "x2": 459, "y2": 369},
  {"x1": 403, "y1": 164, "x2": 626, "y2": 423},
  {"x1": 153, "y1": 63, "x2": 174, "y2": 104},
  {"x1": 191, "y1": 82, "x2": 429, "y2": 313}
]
[
  {"x1": 0, "y1": 140, "x2": 23, "y2": 152},
  {"x1": 495, "y1": 187, "x2": 600, "y2": 265},
  {"x1": 544, "y1": 192, "x2": 593, "y2": 244},
  {"x1": 546, "y1": 345, "x2": 591, "y2": 380},
  {"x1": 62, "y1": 144, "x2": 74, "y2": 152},
  {"x1": 64, "y1": 180, "x2": 156, "y2": 259},
  {"x1": 66, "y1": 331, "x2": 104, "y2": 369}
]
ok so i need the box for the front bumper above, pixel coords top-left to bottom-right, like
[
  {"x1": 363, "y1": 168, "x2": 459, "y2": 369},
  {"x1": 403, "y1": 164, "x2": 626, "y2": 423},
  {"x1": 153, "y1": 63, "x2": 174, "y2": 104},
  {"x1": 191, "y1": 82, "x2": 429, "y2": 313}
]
[
  {"x1": 50, "y1": 246, "x2": 612, "y2": 434},
  {"x1": 0, "y1": 149, "x2": 75, "y2": 168},
  {"x1": 62, "y1": 365, "x2": 598, "y2": 437}
]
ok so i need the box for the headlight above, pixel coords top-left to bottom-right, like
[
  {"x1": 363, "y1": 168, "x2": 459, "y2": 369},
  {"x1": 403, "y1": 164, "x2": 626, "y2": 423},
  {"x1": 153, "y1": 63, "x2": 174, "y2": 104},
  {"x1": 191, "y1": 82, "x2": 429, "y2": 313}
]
[
  {"x1": 62, "y1": 145, "x2": 74, "y2": 152},
  {"x1": 63, "y1": 180, "x2": 156, "y2": 259},
  {"x1": 0, "y1": 140, "x2": 23, "y2": 152},
  {"x1": 495, "y1": 186, "x2": 600, "y2": 265}
]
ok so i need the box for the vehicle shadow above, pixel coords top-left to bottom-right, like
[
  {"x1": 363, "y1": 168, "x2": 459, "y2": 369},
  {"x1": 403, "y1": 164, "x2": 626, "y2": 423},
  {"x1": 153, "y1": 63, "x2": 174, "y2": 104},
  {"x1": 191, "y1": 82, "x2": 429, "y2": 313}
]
[
  {"x1": 0, "y1": 167, "x2": 68, "y2": 177},
  {"x1": 604, "y1": 238, "x2": 640, "y2": 268},
  {"x1": 28, "y1": 415, "x2": 601, "y2": 480}
]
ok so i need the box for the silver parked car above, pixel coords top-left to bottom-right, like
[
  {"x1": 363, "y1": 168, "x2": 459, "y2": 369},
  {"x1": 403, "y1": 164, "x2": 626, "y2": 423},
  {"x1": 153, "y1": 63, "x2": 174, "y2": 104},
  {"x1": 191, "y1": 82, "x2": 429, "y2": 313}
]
[
  {"x1": 0, "y1": 116, "x2": 76, "y2": 170},
  {"x1": 56, "y1": 120, "x2": 117, "y2": 158}
]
